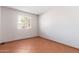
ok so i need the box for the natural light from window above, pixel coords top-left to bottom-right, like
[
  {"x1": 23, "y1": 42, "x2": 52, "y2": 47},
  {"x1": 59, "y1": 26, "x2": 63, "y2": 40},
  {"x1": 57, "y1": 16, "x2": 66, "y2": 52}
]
[{"x1": 17, "y1": 15, "x2": 31, "y2": 29}]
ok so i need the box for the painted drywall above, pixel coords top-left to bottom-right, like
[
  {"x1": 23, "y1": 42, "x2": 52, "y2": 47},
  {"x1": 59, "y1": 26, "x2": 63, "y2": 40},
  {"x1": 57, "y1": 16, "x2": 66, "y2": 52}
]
[
  {"x1": 1, "y1": 7, "x2": 38, "y2": 43},
  {"x1": 39, "y1": 7, "x2": 79, "y2": 48},
  {"x1": 0, "y1": 7, "x2": 2, "y2": 40}
]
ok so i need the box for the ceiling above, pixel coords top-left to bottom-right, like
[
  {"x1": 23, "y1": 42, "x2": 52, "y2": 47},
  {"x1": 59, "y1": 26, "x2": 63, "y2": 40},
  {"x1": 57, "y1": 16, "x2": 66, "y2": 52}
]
[{"x1": 8, "y1": 6, "x2": 53, "y2": 15}]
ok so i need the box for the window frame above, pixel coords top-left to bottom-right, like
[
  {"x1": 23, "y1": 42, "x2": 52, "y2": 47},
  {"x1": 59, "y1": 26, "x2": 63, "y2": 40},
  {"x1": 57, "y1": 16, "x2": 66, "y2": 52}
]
[{"x1": 17, "y1": 15, "x2": 31, "y2": 29}]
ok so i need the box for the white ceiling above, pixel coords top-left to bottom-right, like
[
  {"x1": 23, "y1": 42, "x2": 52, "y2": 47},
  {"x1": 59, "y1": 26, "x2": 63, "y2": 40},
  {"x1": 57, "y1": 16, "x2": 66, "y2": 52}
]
[{"x1": 8, "y1": 6, "x2": 53, "y2": 15}]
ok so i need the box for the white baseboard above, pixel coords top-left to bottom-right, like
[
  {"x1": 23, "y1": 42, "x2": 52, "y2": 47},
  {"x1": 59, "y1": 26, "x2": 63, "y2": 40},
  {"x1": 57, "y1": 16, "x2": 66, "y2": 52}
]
[{"x1": 39, "y1": 34, "x2": 79, "y2": 49}]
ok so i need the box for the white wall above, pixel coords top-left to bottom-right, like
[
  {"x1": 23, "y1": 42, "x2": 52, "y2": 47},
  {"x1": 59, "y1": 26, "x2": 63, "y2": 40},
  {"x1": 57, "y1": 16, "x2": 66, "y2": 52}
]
[
  {"x1": 39, "y1": 7, "x2": 79, "y2": 48},
  {"x1": 1, "y1": 7, "x2": 38, "y2": 43},
  {"x1": 0, "y1": 7, "x2": 2, "y2": 40}
]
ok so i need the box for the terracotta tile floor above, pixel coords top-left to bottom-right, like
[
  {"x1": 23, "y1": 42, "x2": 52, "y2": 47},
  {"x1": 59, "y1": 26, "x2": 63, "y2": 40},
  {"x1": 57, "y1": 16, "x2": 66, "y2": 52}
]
[{"x1": 0, "y1": 36, "x2": 79, "y2": 53}]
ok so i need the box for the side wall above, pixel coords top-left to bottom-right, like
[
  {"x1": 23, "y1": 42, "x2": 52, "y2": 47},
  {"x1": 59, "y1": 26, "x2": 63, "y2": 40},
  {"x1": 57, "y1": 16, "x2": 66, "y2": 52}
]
[
  {"x1": 0, "y1": 7, "x2": 38, "y2": 43},
  {"x1": 39, "y1": 7, "x2": 79, "y2": 48},
  {"x1": 0, "y1": 7, "x2": 1, "y2": 40}
]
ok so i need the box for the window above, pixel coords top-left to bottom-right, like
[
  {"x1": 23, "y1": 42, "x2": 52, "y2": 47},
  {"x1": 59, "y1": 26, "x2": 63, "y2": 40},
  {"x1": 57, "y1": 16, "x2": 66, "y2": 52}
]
[{"x1": 17, "y1": 15, "x2": 31, "y2": 29}]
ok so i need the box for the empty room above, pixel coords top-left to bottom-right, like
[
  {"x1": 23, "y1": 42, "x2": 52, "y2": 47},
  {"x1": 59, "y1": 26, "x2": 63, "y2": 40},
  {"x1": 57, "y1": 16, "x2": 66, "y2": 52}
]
[{"x1": 0, "y1": 6, "x2": 79, "y2": 53}]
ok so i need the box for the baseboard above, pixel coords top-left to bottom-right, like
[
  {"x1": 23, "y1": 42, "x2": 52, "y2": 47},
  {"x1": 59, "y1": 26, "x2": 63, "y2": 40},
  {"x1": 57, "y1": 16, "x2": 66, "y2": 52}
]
[
  {"x1": 0, "y1": 35, "x2": 79, "y2": 50},
  {"x1": 39, "y1": 35, "x2": 79, "y2": 50},
  {"x1": 0, "y1": 36, "x2": 39, "y2": 45}
]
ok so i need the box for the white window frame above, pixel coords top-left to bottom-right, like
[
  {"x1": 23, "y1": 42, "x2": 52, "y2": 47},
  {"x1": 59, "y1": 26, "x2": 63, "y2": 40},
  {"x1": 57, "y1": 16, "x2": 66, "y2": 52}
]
[{"x1": 17, "y1": 15, "x2": 31, "y2": 29}]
